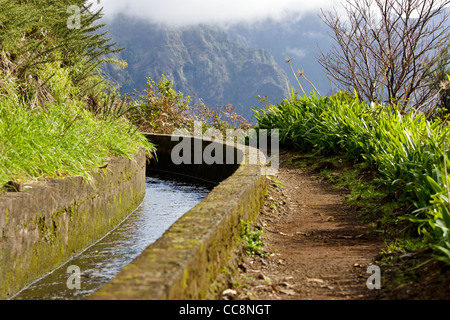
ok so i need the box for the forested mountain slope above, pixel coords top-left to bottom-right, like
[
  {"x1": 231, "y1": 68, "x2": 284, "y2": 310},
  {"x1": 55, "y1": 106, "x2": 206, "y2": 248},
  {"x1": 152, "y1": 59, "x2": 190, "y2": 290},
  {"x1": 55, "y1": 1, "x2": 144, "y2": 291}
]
[{"x1": 103, "y1": 15, "x2": 290, "y2": 119}]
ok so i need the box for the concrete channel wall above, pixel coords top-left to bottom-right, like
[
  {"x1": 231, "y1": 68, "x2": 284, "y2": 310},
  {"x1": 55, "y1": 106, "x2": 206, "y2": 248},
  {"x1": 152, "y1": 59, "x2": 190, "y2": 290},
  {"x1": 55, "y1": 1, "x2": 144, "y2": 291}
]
[
  {"x1": 89, "y1": 133, "x2": 268, "y2": 300},
  {"x1": 0, "y1": 150, "x2": 147, "y2": 300}
]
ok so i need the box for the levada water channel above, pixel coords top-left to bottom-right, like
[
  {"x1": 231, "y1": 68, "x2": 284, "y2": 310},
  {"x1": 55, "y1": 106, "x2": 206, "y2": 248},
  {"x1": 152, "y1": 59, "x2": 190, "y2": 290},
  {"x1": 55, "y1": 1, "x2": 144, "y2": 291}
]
[{"x1": 11, "y1": 171, "x2": 215, "y2": 300}]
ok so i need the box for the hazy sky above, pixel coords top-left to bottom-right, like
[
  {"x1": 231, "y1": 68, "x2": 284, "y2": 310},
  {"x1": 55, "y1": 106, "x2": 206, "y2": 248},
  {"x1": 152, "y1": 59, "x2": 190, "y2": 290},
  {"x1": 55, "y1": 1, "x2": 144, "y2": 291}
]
[{"x1": 92, "y1": 0, "x2": 339, "y2": 27}]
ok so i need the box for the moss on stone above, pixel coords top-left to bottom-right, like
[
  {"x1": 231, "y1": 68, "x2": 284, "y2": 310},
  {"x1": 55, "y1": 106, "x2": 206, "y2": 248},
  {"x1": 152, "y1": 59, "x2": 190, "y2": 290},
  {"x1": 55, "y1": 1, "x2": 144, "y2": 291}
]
[
  {"x1": 89, "y1": 134, "x2": 267, "y2": 300},
  {"x1": 0, "y1": 150, "x2": 146, "y2": 300}
]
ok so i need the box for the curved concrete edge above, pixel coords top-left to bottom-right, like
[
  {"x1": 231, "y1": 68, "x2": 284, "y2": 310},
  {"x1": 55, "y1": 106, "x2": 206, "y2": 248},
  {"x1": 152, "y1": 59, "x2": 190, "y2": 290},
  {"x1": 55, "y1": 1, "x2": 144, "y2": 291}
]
[
  {"x1": 0, "y1": 150, "x2": 147, "y2": 300},
  {"x1": 89, "y1": 133, "x2": 268, "y2": 300}
]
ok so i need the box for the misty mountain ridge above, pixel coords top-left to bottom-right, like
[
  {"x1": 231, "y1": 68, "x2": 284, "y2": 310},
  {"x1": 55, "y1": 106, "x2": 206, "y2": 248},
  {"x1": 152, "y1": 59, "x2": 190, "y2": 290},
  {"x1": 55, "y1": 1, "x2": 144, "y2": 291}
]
[
  {"x1": 102, "y1": 15, "x2": 297, "y2": 120},
  {"x1": 224, "y1": 14, "x2": 334, "y2": 97}
]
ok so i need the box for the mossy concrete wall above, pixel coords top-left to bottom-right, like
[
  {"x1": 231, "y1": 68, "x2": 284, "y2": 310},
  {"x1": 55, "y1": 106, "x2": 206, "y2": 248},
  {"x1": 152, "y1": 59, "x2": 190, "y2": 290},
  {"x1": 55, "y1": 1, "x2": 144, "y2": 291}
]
[
  {"x1": 0, "y1": 150, "x2": 147, "y2": 300},
  {"x1": 89, "y1": 133, "x2": 267, "y2": 300}
]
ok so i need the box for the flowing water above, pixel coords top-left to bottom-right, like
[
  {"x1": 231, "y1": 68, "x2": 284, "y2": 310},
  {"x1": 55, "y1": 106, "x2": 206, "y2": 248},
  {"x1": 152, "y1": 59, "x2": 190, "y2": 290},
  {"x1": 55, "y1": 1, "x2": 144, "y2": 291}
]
[{"x1": 11, "y1": 172, "x2": 214, "y2": 300}]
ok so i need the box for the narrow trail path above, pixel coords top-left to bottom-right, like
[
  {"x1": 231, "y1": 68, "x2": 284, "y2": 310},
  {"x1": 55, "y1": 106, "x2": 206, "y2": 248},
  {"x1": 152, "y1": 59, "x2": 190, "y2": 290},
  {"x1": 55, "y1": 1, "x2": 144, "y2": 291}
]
[{"x1": 225, "y1": 151, "x2": 385, "y2": 300}]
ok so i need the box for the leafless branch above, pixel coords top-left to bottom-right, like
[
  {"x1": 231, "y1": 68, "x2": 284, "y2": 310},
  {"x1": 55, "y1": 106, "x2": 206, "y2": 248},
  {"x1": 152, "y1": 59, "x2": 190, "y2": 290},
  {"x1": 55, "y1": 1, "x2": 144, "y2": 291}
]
[{"x1": 318, "y1": 0, "x2": 450, "y2": 110}]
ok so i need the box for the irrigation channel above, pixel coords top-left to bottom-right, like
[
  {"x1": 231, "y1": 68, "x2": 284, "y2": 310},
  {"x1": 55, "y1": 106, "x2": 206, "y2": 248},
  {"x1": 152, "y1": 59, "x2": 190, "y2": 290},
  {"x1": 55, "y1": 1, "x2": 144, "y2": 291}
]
[{"x1": 11, "y1": 171, "x2": 215, "y2": 300}]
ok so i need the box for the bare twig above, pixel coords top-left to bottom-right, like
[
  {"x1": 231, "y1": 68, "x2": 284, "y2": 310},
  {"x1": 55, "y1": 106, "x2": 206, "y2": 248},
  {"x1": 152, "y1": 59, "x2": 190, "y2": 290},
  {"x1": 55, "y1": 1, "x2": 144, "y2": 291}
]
[{"x1": 318, "y1": 0, "x2": 450, "y2": 110}]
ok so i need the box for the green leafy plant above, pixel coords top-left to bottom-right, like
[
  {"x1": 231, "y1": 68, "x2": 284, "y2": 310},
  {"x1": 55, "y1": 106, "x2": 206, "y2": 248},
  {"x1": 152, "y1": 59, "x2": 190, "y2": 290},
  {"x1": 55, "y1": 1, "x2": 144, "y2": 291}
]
[
  {"x1": 240, "y1": 220, "x2": 267, "y2": 257},
  {"x1": 130, "y1": 75, "x2": 193, "y2": 134},
  {"x1": 0, "y1": 0, "x2": 124, "y2": 109},
  {"x1": 130, "y1": 75, "x2": 252, "y2": 135}
]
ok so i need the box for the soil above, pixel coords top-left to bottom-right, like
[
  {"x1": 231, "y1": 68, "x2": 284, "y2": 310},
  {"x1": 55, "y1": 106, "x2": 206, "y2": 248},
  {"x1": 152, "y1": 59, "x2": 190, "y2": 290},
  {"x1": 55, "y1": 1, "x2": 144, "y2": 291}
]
[{"x1": 220, "y1": 149, "x2": 450, "y2": 300}]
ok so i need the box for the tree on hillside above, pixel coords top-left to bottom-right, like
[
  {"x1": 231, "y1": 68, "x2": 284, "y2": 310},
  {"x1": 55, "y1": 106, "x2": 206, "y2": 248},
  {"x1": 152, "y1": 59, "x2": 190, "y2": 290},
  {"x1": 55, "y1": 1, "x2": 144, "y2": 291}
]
[{"x1": 318, "y1": 0, "x2": 449, "y2": 111}]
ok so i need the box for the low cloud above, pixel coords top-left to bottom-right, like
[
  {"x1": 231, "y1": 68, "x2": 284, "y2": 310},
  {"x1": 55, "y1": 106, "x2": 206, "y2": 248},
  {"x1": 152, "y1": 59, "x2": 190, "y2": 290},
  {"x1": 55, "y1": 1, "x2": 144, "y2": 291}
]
[
  {"x1": 301, "y1": 31, "x2": 325, "y2": 38},
  {"x1": 93, "y1": 0, "x2": 338, "y2": 27},
  {"x1": 285, "y1": 47, "x2": 307, "y2": 58}
]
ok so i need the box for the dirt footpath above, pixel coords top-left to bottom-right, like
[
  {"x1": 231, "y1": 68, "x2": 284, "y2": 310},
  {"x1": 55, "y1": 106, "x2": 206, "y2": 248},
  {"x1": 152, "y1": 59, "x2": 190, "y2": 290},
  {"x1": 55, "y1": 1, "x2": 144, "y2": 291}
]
[{"x1": 224, "y1": 151, "x2": 385, "y2": 300}]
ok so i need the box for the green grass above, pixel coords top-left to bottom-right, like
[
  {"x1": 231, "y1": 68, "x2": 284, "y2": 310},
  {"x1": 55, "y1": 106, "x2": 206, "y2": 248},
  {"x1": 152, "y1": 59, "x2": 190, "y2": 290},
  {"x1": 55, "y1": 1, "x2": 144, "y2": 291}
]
[{"x1": 0, "y1": 100, "x2": 154, "y2": 189}]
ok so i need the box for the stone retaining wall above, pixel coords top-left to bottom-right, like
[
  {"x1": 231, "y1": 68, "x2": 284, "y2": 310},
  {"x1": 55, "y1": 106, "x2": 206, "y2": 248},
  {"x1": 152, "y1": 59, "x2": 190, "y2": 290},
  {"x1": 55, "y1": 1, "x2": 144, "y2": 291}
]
[
  {"x1": 0, "y1": 150, "x2": 147, "y2": 299},
  {"x1": 89, "y1": 133, "x2": 267, "y2": 300}
]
